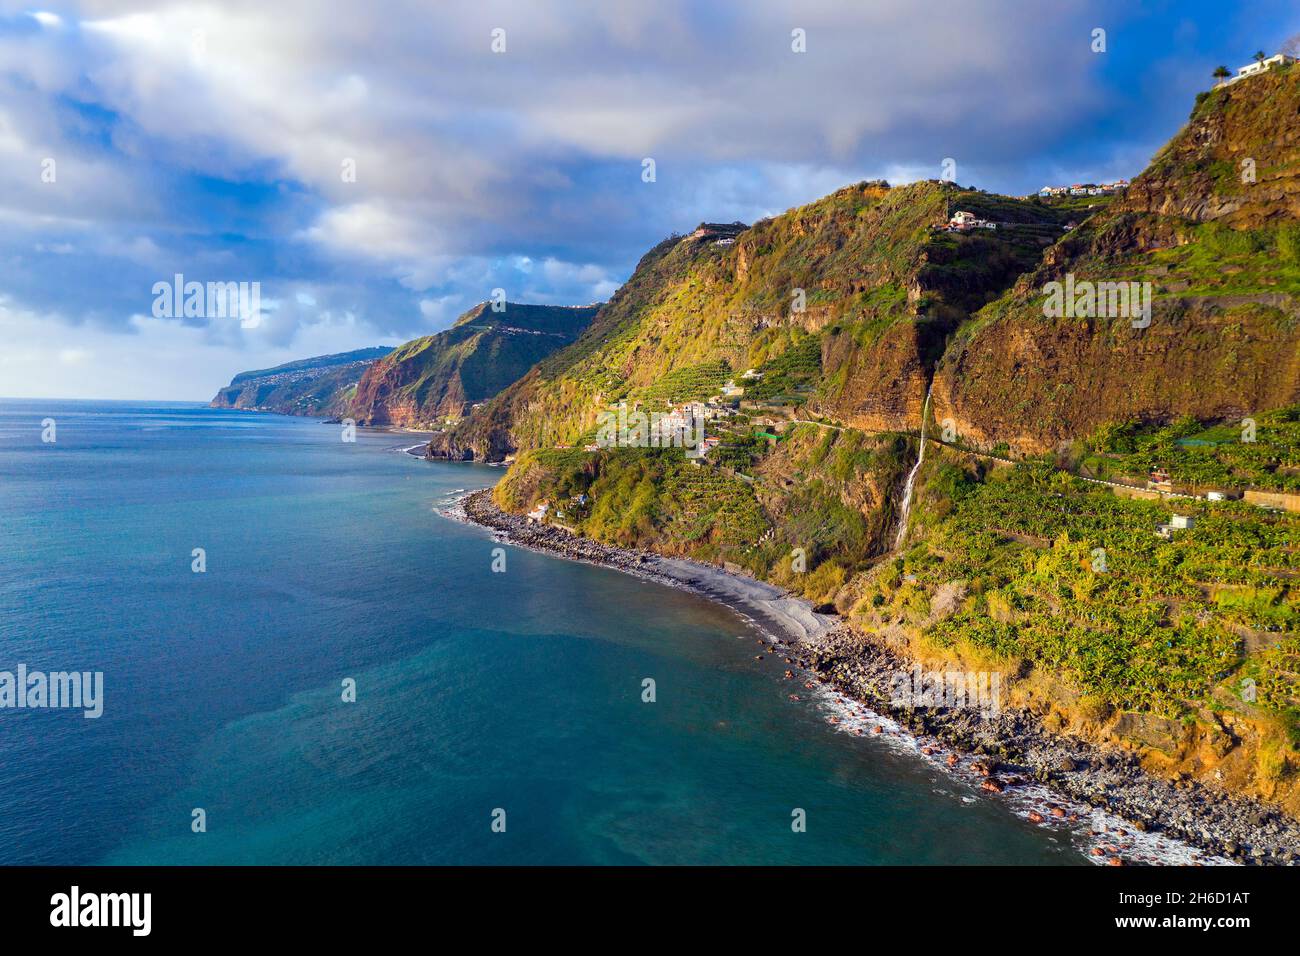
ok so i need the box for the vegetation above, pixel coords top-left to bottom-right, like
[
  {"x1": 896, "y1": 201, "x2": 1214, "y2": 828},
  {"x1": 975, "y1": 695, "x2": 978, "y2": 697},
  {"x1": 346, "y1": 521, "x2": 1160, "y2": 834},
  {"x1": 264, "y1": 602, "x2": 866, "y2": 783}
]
[
  {"x1": 631, "y1": 360, "x2": 732, "y2": 408},
  {"x1": 1081, "y1": 405, "x2": 1300, "y2": 492},
  {"x1": 890, "y1": 460, "x2": 1298, "y2": 727},
  {"x1": 449, "y1": 178, "x2": 1080, "y2": 456},
  {"x1": 210, "y1": 347, "x2": 393, "y2": 416},
  {"x1": 496, "y1": 447, "x2": 769, "y2": 561},
  {"x1": 740, "y1": 334, "x2": 822, "y2": 403}
]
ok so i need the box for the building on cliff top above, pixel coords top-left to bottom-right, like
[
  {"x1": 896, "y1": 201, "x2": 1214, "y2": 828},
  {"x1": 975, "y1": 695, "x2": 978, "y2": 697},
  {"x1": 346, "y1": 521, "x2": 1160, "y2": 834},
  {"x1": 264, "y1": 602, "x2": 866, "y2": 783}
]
[{"x1": 1216, "y1": 53, "x2": 1297, "y2": 87}]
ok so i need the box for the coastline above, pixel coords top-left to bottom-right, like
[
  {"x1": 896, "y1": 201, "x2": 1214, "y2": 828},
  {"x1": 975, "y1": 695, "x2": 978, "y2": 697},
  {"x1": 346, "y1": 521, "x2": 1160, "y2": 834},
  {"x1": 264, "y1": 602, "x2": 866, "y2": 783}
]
[{"x1": 454, "y1": 487, "x2": 1300, "y2": 866}]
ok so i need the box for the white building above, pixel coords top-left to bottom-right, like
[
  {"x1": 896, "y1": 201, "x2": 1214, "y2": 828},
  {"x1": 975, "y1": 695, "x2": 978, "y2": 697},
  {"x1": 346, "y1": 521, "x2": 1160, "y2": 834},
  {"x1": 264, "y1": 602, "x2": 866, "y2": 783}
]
[
  {"x1": 1236, "y1": 53, "x2": 1295, "y2": 79},
  {"x1": 1217, "y1": 53, "x2": 1297, "y2": 87},
  {"x1": 948, "y1": 210, "x2": 996, "y2": 231}
]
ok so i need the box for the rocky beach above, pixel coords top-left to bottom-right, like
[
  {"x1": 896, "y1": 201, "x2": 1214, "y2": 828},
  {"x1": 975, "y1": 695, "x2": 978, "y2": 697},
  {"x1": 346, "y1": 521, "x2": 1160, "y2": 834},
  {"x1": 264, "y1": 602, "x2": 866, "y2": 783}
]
[{"x1": 457, "y1": 488, "x2": 1300, "y2": 866}]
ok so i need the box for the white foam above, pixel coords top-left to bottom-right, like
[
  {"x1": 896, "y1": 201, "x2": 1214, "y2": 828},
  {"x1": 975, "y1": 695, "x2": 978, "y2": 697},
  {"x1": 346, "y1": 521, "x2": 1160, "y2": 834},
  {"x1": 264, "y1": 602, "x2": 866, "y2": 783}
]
[{"x1": 804, "y1": 683, "x2": 1235, "y2": 866}]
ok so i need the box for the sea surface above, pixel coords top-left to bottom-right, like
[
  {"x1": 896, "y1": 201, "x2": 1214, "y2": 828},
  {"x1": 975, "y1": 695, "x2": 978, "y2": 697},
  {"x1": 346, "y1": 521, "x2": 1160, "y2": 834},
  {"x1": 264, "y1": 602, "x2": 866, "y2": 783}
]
[{"x1": 0, "y1": 399, "x2": 1088, "y2": 865}]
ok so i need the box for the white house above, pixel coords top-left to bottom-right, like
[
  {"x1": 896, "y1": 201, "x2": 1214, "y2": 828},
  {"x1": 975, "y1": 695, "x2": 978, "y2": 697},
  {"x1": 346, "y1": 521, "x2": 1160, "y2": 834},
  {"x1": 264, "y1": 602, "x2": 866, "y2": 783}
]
[
  {"x1": 1218, "y1": 53, "x2": 1297, "y2": 87},
  {"x1": 948, "y1": 210, "x2": 997, "y2": 231},
  {"x1": 1235, "y1": 53, "x2": 1295, "y2": 79},
  {"x1": 1170, "y1": 514, "x2": 1195, "y2": 530}
]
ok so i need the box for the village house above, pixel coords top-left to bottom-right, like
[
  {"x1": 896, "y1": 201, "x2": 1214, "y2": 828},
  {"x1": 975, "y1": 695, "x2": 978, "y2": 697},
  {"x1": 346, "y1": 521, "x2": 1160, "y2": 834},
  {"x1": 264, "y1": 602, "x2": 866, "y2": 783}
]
[
  {"x1": 1217, "y1": 53, "x2": 1297, "y2": 87},
  {"x1": 1039, "y1": 180, "x2": 1127, "y2": 198},
  {"x1": 948, "y1": 210, "x2": 996, "y2": 231}
]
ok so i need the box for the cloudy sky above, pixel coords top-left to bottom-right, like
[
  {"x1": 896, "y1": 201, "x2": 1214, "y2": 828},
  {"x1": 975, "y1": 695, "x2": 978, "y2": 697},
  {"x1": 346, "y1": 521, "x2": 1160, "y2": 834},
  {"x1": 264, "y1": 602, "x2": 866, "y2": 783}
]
[{"x1": 2, "y1": 0, "x2": 1296, "y2": 399}]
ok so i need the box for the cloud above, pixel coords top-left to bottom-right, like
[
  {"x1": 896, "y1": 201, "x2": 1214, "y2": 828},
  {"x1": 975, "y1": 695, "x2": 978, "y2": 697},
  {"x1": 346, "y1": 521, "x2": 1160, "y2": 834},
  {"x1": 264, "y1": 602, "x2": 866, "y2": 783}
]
[{"x1": 0, "y1": 0, "x2": 1296, "y2": 398}]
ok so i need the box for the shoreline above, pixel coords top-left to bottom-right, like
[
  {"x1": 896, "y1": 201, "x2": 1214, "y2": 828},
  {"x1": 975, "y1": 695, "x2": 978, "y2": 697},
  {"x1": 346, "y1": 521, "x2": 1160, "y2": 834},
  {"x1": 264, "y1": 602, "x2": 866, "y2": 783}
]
[{"x1": 454, "y1": 487, "x2": 1300, "y2": 866}]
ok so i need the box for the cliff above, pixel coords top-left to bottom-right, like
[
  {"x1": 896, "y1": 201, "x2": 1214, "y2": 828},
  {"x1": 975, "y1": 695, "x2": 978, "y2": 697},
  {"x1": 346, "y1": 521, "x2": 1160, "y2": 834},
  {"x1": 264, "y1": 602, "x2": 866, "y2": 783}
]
[
  {"x1": 933, "y1": 65, "x2": 1300, "y2": 453},
  {"x1": 351, "y1": 302, "x2": 599, "y2": 430},
  {"x1": 209, "y1": 347, "x2": 392, "y2": 416},
  {"x1": 433, "y1": 179, "x2": 1075, "y2": 461}
]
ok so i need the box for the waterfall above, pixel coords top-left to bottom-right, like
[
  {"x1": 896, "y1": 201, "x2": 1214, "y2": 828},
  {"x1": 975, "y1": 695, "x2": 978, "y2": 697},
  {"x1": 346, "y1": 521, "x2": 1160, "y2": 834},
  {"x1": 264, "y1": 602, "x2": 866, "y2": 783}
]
[{"x1": 893, "y1": 384, "x2": 932, "y2": 550}]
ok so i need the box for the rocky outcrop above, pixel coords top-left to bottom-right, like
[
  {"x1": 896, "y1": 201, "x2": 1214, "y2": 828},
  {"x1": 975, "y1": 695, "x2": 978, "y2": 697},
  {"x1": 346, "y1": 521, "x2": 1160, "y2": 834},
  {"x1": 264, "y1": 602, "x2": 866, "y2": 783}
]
[{"x1": 934, "y1": 299, "x2": 1300, "y2": 453}]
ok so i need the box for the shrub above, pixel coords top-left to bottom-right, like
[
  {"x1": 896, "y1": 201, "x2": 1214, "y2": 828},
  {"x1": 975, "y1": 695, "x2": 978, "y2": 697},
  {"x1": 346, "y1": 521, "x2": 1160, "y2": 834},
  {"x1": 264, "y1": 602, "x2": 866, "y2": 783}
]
[{"x1": 1278, "y1": 223, "x2": 1300, "y2": 264}]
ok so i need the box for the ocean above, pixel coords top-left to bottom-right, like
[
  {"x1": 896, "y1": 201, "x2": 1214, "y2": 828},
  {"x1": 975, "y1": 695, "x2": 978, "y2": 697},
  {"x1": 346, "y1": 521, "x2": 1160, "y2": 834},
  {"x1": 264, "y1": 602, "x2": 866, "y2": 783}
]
[{"x1": 0, "y1": 399, "x2": 1085, "y2": 865}]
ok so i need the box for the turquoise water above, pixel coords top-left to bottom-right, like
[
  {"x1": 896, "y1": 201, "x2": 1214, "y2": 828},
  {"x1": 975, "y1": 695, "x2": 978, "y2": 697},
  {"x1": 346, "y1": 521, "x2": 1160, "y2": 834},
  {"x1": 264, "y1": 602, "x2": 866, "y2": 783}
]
[{"x1": 0, "y1": 400, "x2": 1082, "y2": 864}]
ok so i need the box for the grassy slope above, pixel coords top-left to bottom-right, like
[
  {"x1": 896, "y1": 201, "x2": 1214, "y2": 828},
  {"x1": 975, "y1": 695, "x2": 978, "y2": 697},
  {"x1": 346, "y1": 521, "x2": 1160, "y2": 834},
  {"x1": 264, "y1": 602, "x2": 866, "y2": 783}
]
[{"x1": 880, "y1": 443, "x2": 1300, "y2": 805}]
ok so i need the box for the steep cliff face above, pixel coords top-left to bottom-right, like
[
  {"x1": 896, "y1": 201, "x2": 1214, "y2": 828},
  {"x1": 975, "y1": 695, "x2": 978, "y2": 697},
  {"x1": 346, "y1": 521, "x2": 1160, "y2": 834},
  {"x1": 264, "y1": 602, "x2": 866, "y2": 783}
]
[
  {"x1": 435, "y1": 180, "x2": 1072, "y2": 460},
  {"x1": 934, "y1": 65, "x2": 1300, "y2": 453},
  {"x1": 351, "y1": 302, "x2": 599, "y2": 429},
  {"x1": 209, "y1": 347, "x2": 392, "y2": 416}
]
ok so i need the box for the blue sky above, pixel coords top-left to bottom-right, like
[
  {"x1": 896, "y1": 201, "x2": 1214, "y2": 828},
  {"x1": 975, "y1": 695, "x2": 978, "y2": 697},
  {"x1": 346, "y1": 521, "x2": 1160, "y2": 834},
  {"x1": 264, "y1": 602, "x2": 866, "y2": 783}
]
[{"x1": 2, "y1": 0, "x2": 1297, "y2": 399}]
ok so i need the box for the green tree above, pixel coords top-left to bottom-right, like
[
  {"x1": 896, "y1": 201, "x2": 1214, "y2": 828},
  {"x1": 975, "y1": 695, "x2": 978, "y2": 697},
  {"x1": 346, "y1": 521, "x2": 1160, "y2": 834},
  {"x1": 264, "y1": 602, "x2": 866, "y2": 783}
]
[{"x1": 1213, "y1": 65, "x2": 1230, "y2": 82}]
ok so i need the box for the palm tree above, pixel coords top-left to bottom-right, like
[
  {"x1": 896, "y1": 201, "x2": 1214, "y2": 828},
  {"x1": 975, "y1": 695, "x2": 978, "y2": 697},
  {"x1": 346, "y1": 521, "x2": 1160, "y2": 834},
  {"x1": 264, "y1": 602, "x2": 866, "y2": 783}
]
[
  {"x1": 1213, "y1": 65, "x2": 1231, "y2": 82},
  {"x1": 1254, "y1": 50, "x2": 1268, "y2": 65}
]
